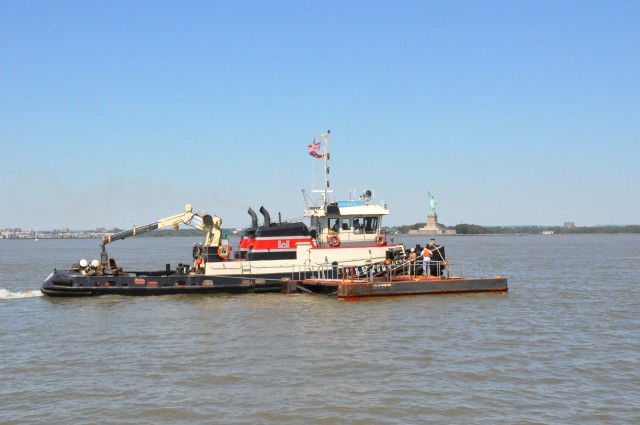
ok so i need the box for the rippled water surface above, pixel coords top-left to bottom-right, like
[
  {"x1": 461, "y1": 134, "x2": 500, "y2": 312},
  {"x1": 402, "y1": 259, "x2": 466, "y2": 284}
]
[{"x1": 1, "y1": 235, "x2": 639, "y2": 424}]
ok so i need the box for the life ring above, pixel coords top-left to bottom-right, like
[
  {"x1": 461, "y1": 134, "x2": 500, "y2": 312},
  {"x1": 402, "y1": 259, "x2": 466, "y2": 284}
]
[
  {"x1": 375, "y1": 234, "x2": 386, "y2": 246},
  {"x1": 327, "y1": 234, "x2": 340, "y2": 247},
  {"x1": 217, "y1": 245, "x2": 231, "y2": 259}
]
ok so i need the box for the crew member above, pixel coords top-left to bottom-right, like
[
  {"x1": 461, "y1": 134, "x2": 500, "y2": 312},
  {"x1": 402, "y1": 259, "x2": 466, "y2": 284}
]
[
  {"x1": 331, "y1": 220, "x2": 339, "y2": 233},
  {"x1": 407, "y1": 248, "x2": 416, "y2": 275},
  {"x1": 422, "y1": 245, "x2": 432, "y2": 277}
]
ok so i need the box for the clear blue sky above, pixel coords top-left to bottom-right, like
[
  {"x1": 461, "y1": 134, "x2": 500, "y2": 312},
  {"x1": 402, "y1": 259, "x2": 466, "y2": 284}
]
[{"x1": 1, "y1": 1, "x2": 638, "y2": 230}]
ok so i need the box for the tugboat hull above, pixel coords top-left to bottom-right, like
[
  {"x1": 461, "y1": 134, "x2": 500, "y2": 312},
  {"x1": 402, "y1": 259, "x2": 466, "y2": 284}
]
[{"x1": 41, "y1": 270, "x2": 284, "y2": 297}]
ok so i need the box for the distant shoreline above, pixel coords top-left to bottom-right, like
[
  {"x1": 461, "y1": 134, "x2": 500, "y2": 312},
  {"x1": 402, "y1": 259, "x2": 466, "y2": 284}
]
[
  {"x1": 3, "y1": 227, "x2": 639, "y2": 240},
  {"x1": 392, "y1": 223, "x2": 640, "y2": 236}
]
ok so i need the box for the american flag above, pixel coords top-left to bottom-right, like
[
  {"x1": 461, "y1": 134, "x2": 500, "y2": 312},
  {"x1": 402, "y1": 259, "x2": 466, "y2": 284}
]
[{"x1": 308, "y1": 141, "x2": 324, "y2": 158}]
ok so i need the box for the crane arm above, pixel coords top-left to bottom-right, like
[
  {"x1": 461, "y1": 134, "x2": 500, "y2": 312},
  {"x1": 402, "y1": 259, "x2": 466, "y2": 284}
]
[{"x1": 102, "y1": 204, "x2": 222, "y2": 247}]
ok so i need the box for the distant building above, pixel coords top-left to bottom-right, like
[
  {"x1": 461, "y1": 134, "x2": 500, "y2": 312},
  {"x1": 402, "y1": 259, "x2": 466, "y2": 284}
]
[
  {"x1": 1, "y1": 228, "x2": 22, "y2": 239},
  {"x1": 564, "y1": 221, "x2": 576, "y2": 229}
]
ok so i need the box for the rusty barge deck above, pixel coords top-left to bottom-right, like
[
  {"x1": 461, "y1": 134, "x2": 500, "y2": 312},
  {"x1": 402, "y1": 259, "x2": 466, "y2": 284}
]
[{"x1": 292, "y1": 275, "x2": 508, "y2": 298}]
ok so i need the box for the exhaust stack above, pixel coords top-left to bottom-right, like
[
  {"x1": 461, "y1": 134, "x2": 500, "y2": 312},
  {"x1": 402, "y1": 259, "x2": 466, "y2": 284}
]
[
  {"x1": 259, "y1": 206, "x2": 272, "y2": 227},
  {"x1": 247, "y1": 208, "x2": 258, "y2": 228}
]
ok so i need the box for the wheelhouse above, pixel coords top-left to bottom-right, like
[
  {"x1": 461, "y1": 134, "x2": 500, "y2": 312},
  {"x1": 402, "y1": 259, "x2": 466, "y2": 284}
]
[{"x1": 305, "y1": 200, "x2": 390, "y2": 246}]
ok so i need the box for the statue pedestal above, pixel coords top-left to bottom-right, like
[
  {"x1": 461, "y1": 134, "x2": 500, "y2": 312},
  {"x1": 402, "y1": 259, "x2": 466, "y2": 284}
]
[
  {"x1": 426, "y1": 212, "x2": 439, "y2": 230},
  {"x1": 409, "y1": 212, "x2": 454, "y2": 235}
]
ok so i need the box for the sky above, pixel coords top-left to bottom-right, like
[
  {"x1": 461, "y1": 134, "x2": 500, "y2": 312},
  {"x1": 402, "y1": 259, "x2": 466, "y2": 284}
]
[{"x1": 1, "y1": 0, "x2": 639, "y2": 230}]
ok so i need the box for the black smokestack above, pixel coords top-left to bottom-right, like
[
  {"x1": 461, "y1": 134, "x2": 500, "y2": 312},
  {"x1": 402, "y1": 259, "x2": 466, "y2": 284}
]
[
  {"x1": 247, "y1": 207, "x2": 258, "y2": 228},
  {"x1": 259, "y1": 206, "x2": 271, "y2": 227}
]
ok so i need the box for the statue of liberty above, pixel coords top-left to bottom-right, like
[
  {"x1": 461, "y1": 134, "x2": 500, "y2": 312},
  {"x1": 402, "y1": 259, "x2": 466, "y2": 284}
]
[{"x1": 428, "y1": 192, "x2": 437, "y2": 214}]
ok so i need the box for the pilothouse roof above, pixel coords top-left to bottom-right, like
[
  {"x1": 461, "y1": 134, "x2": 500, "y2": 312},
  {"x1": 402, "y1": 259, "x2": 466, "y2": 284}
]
[{"x1": 303, "y1": 200, "x2": 390, "y2": 218}]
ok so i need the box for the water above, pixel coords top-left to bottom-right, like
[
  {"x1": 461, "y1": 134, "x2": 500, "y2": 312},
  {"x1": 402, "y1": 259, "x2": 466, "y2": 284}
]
[{"x1": 1, "y1": 235, "x2": 639, "y2": 424}]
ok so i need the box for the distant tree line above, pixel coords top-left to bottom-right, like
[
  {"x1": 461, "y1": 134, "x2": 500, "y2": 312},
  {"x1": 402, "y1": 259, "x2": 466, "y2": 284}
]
[
  {"x1": 454, "y1": 224, "x2": 640, "y2": 235},
  {"x1": 455, "y1": 224, "x2": 489, "y2": 234},
  {"x1": 394, "y1": 223, "x2": 426, "y2": 234},
  {"x1": 388, "y1": 223, "x2": 640, "y2": 235}
]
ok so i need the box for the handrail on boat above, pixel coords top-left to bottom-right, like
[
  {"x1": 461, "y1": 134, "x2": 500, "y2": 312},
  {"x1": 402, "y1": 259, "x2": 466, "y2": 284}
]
[{"x1": 291, "y1": 260, "x2": 467, "y2": 283}]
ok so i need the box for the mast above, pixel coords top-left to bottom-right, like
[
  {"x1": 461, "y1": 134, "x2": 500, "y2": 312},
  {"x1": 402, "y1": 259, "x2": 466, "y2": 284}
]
[
  {"x1": 306, "y1": 130, "x2": 333, "y2": 209},
  {"x1": 320, "y1": 130, "x2": 331, "y2": 206}
]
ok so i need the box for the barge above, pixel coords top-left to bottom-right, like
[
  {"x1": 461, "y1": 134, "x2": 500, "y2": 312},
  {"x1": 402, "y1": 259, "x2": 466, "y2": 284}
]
[{"x1": 283, "y1": 251, "x2": 507, "y2": 298}]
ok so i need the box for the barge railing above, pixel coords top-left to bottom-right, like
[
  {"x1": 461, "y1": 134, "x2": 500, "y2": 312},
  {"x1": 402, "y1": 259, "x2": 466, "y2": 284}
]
[{"x1": 292, "y1": 260, "x2": 466, "y2": 283}]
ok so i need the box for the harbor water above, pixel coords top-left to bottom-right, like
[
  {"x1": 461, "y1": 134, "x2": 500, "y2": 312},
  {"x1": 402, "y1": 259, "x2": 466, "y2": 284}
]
[{"x1": 1, "y1": 235, "x2": 639, "y2": 424}]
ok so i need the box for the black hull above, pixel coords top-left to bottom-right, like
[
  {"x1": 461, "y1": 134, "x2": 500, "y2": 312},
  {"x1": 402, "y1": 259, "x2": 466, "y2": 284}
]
[{"x1": 41, "y1": 270, "x2": 287, "y2": 297}]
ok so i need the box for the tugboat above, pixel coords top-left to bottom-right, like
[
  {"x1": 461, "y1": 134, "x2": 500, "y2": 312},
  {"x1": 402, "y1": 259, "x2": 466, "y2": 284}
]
[{"x1": 41, "y1": 131, "x2": 407, "y2": 296}]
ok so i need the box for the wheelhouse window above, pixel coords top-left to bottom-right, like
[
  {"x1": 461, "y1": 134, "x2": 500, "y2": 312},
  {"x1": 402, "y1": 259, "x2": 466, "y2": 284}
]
[
  {"x1": 363, "y1": 217, "x2": 378, "y2": 234},
  {"x1": 341, "y1": 218, "x2": 351, "y2": 231},
  {"x1": 353, "y1": 217, "x2": 364, "y2": 233},
  {"x1": 328, "y1": 218, "x2": 340, "y2": 233}
]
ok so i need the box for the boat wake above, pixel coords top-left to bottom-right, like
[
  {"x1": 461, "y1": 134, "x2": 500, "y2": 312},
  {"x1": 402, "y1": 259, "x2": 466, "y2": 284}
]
[{"x1": 0, "y1": 288, "x2": 43, "y2": 300}]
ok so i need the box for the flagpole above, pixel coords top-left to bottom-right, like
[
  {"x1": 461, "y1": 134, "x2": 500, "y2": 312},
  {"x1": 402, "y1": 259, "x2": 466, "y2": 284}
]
[
  {"x1": 322, "y1": 130, "x2": 330, "y2": 206},
  {"x1": 307, "y1": 130, "x2": 331, "y2": 206}
]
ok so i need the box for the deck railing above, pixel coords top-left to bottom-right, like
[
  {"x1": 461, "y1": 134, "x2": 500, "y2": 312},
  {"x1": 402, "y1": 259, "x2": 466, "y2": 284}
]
[{"x1": 293, "y1": 259, "x2": 466, "y2": 283}]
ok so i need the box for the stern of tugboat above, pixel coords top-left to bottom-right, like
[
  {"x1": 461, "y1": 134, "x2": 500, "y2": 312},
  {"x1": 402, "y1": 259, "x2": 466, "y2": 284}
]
[{"x1": 41, "y1": 269, "x2": 95, "y2": 296}]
